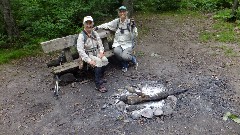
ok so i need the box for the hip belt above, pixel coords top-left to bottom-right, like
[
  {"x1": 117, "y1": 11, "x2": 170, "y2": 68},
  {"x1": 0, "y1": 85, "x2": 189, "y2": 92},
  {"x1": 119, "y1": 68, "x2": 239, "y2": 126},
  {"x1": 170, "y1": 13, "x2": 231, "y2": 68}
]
[{"x1": 86, "y1": 47, "x2": 98, "y2": 56}]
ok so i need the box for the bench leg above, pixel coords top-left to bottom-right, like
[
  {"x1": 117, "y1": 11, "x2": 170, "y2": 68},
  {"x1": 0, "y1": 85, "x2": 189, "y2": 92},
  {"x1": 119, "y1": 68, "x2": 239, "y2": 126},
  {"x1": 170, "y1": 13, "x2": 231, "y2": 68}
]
[{"x1": 54, "y1": 75, "x2": 60, "y2": 98}]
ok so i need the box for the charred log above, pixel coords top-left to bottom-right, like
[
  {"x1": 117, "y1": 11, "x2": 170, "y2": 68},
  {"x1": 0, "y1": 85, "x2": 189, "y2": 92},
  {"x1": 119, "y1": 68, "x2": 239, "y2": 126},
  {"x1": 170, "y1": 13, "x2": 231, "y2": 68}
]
[{"x1": 121, "y1": 89, "x2": 188, "y2": 105}]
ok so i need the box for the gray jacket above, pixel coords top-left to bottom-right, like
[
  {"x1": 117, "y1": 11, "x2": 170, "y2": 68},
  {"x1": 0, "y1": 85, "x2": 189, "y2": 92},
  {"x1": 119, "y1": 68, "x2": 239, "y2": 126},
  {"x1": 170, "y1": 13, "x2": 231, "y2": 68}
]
[{"x1": 97, "y1": 18, "x2": 138, "y2": 50}]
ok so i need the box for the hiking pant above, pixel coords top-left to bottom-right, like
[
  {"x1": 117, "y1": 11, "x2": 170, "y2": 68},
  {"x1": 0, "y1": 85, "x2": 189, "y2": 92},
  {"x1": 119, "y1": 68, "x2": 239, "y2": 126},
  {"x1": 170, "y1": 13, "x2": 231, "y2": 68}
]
[
  {"x1": 94, "y1": 66, "x2": 106, "y2": 89},
  {"x1": 113, "y1": 46, "x2": 133, "y2": 61},
  {"x1": 95, "y1": 67, "x2": 101, "y2": 89}
]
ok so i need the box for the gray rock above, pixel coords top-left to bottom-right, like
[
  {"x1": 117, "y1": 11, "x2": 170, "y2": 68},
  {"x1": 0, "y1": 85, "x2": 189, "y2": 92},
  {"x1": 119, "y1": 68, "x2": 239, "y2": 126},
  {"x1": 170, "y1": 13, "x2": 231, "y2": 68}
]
[
  {"x1": 162, "y1": 95, "x2": 177, "y2": 115},
  {"x1": 115, "y1": 101, "x2": 126, "y2": 112},
  {"x1": 153, "y1": 108, "x2": 163, "y2": 116},
  {"x1": 131, "y1": 110, "x2": 142, "y2": 120},
  {"x1": 126, "y1": 105, "x2": 145, "y2": 112},
  {"x1": 140, "y1": 108, "x2": 154, "y2": 118}
]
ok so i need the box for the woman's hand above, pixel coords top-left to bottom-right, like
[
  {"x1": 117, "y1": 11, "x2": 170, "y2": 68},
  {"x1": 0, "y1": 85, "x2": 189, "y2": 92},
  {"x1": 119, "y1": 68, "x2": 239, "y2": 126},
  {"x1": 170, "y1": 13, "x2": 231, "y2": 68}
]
[
  {"x1": 99, "y1": 52, "x2": 105, "y2": 59},
  {"x1": 89, "y1": 60, "x2": 96, "y2": 66}
]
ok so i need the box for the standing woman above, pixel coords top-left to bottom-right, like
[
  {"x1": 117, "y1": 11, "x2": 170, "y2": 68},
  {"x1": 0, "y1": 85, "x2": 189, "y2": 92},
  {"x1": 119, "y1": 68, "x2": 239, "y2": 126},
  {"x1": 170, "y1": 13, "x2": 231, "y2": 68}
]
[{"x1": 77, "y1": 16, "x2": 108, "y2": 93}]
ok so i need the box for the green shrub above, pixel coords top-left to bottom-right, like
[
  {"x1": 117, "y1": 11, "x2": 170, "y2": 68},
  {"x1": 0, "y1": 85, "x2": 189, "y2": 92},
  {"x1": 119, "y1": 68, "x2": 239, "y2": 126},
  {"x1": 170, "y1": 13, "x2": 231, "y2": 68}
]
[
  {"x1": 134, "y1": 0, "x2": 180, "y2": 12},
  {"x1": 180, "y1": 0, "x2": 232, "y2": 11}
]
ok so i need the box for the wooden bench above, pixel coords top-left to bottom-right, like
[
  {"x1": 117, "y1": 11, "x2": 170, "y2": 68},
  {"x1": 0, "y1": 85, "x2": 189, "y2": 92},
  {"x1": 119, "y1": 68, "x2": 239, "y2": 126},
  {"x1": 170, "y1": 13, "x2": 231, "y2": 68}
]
[
  {"x1": 40, "y1": 29, "x2": 114, "y2": 74},
  {"x1": 40, "y1": 29, "x2": 114, "y2": 98}
]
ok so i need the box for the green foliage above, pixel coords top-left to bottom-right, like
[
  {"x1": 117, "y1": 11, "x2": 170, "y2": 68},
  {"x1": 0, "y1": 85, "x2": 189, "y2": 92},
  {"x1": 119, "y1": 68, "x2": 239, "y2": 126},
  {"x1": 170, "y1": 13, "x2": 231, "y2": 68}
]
[
  {"x1": 200, "y1": 20, "x2": 239, "y2": 43},
  {"x1": 180, "y1": 0, "x2": 232, "y2": 11},
  {"x1": 134, "y1": 0, "x2": 180, "y2": 12},
  {"x1": 10, "y1": 0, "x2": 119, "y2": 41},
  {"x1": 223, "y1": 112, "x2": 240, "y2": 124},
  {"x1": 213, "y1": 8, "x2": 232, "y2": 20},
  {"x1": 0, "y1": 47, "x2": 41, "y2": 64}
]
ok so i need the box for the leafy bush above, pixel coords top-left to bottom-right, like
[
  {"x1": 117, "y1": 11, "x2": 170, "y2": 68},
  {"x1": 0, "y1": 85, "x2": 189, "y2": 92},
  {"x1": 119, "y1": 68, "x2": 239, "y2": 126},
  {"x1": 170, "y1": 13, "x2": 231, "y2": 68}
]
[
  {"x1": 134, "y1": 0, "x2": 180, "y2": 12},
  {"x1": 180, "y1": 0, "x2": 233, "y2": 11},
  {"x1": 11, "y1": 0, "x2": 119, "y2": 41},
  {"x1": 213, "y1": 8, "x2": 232, "y2": 20}
]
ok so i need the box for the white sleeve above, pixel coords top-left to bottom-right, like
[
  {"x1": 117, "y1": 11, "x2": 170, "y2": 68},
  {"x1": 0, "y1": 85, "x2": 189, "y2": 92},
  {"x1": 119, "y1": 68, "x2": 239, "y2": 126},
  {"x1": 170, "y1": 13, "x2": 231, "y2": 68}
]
[
  {"x1": 76, "y1": 34, "x2": 91, "y2": 63},
  {"x1": 97, "y1": 18, "x2": 119, "y2": 31}
]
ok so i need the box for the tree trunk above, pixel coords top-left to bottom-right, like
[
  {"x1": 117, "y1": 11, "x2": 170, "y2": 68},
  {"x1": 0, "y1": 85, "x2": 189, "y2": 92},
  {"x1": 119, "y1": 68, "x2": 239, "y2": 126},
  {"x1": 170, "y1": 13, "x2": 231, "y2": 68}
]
[
  {"x1": 0, "y1": 0, "x2": 19, "y2": 37},
  {"x1": 122, "y1": 0, "x2": 134, "y2": 18},
  {"x1": 229, "y1": 0, "x2": 239, "y2": 22}
]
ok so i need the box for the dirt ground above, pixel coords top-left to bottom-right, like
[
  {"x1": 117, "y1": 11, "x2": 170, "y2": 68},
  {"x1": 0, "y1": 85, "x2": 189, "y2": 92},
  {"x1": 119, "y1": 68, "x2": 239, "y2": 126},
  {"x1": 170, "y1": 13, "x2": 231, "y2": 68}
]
[{"x1": 0, "y1": 13, "x2": 240, "y2": 135}]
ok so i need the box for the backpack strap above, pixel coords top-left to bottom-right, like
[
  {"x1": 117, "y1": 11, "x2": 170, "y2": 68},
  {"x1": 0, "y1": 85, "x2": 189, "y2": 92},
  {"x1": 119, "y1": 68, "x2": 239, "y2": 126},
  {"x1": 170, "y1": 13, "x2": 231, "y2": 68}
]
[
  {"x1": 81, "y1": 30, "x2": 97, "y2": 44},
  {"x1": 126, "y1": 19, "x2": 131, "y2": 32},
  {"x1": 81, "y1": 30, "x2": 88, "y2": 44},
  {"x1": 116, "y1": 18, "x2": 131, "y2": 32}
]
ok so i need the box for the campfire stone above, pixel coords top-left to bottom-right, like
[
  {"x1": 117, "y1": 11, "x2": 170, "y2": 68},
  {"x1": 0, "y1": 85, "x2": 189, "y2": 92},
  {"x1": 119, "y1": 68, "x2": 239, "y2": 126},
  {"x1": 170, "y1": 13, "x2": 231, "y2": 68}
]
[
  {"x1": 109, "y1": 82, "x2": 180, "y2": 120},
  {"x1": 131, "y1": 110, "x2": 142, "y2": 120},
  {"x1": 153, "y1": 108, "x2": 164, "y2": 116},
  {"x1": 140, "y1": 108, "x2": 154, "y2": 118},
  {"x1": 162, "y1": 95, "x2": 177, "y2": 115},
  {"x1": 115, "y1": 101, "x2": 126, "y2": 112}
]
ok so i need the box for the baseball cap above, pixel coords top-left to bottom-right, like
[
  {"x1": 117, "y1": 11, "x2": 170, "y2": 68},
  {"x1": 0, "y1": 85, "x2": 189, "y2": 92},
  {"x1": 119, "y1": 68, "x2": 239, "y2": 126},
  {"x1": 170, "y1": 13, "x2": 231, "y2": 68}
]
[
  {"x1": 119, "y1": 6, "x2": 127, "y2": 11},
  {"x1": 83, "y1": 16, "x2": 93, "y2": 24}
]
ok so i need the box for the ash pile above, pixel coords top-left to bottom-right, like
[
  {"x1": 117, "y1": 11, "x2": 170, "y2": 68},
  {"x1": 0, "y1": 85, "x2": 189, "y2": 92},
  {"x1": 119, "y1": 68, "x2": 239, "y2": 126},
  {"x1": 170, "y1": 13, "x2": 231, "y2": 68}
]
[{"x1": 106, "y1": 81, "x2": 187, "y2": 120}]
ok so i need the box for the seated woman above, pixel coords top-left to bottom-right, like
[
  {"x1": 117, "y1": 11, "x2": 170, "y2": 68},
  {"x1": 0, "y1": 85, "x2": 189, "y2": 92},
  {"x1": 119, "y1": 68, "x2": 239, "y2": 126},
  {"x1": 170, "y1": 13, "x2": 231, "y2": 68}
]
[{"x1": 77, "y1": 16, "x2": 108, "y2": 93}]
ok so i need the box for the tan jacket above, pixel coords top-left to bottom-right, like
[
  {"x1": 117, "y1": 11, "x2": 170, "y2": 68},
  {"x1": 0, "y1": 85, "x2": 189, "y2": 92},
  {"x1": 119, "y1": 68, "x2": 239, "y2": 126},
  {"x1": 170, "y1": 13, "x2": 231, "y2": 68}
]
[{"x1": 76, "y1": 30, "x2": 104, "y2": 63}]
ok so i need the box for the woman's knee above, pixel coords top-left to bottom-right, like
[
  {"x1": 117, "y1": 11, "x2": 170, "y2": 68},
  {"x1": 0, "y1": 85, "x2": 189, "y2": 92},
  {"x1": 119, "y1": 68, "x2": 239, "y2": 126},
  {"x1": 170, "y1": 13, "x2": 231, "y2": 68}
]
[{"x1": 122, "y1": 54, "x2": 132, "y2": 61}]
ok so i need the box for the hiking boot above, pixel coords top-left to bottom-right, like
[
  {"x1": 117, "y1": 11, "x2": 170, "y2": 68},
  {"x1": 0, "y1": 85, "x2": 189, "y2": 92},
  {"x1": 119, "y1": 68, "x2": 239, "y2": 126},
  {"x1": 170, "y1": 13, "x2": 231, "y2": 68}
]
[
  {"x1": 95, "y1": 85, "x2": 107, "y2": 93},
  {"x1": 134, "y1": 62, "x2": 138, "y2": 70},
  {"x1": 121, "y1": 61, "x2": 128, "y2": 72},
  {"x1": 122, "y1": 67, "x2": 128, "y2": 73},
  {"x1": 132, "y1": 56, "x2": 137, "y2": 65},
  {"x1": 132, "y1": 56, "x2": 138, "y2": 70}
]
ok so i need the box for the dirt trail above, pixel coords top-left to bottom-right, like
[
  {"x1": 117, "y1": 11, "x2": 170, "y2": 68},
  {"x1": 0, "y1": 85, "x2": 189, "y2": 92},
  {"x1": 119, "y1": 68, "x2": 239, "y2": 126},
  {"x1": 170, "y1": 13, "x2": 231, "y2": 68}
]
[{"x1": 0, "y1": 13, "x2": 240, "y2": 135}]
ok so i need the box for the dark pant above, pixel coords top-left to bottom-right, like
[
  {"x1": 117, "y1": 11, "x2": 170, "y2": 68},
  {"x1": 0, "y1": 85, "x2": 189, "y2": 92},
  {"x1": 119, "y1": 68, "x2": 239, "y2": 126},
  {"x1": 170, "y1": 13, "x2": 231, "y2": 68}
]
[
  {"x1": 95, "y1": 67, "x2": 101, "y2": 89},
  {"x1": 94, "y1": 66, "x2": 106, "y2": 89}
]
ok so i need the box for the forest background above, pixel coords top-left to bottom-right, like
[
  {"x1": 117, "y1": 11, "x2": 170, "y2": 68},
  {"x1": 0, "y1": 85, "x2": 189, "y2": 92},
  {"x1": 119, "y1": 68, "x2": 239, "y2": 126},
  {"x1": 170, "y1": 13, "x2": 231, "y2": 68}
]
[{"x1": 0, "y1": 0, "x2": 239, "y2": 63}]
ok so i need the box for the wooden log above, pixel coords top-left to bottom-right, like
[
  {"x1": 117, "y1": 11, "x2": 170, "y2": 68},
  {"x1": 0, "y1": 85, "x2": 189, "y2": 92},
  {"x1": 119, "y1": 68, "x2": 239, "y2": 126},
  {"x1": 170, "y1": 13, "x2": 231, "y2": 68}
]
[{"x1": 122, "y1": 89, "x2": 188, "y2": 105}]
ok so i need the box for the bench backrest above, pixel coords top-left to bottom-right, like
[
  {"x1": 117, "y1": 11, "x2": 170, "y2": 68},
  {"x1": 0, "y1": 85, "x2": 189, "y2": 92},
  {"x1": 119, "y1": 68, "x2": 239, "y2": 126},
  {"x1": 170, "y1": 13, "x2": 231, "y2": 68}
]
[
  {"x1": 41, "y1": 34, "x2": 78, "y2": 53},
  {"x1": 40, "y1": 29, "x2": 111, "y2": 53}
]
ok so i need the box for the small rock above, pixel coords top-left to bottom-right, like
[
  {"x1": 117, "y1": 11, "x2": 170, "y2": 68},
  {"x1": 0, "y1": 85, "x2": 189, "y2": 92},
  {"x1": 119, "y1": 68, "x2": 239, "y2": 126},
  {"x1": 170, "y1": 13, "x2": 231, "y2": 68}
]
[
  {"x1": 137, "y1": 84, "x2": 143, "y2": 90},
  {"x1": 71, "y1": 82, "x2": 76, "y2": 88},
  {"x1": 125, "y1": 85, "x2": 135, "y2": 93},
  {"x1": 162, "y1": 95, "x2": 177, "y2": 115},
  {"x1": 151, "y1": 53, "x2": 160, "y2": 57},
  {"x1": 101, "y1": 103, "x2": 107, "y2": 109},
  {"x1": 123, "y1": 119, "x2": 130, "y2": 123},
  {"x1": 115, "y1": 101, "x2": 126, "y2": 112},
  {"x1": 140, "y1": 108, "x2": 154, "y2": 118},
  {"x1": 153, "y1": 108, "x2": 163, "y2": 116},
  {"x1": 131, "y1": 110, "x2": 142, "y2": 120}
]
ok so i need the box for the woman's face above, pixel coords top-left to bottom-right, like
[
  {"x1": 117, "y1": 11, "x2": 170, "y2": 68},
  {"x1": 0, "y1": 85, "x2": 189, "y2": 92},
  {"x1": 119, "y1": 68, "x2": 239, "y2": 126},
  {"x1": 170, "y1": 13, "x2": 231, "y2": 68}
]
[
  {"x1": 118, "y1": 10, "x2": 127, "y2": 20},
  {"x1": 84, "y1": 21, "x2": 93, "y2": 32}
]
